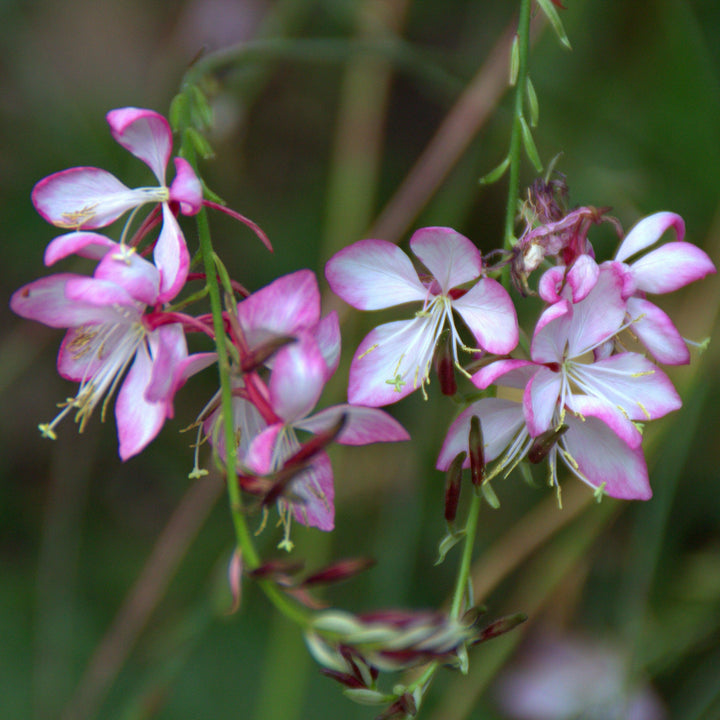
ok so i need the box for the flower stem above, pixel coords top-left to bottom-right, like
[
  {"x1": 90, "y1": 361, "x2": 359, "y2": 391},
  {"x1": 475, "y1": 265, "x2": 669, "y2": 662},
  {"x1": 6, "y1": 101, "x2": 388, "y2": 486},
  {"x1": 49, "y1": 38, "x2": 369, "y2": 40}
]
[
  {"x1": 503, "y1": 0, "x2": 533, "y2": 251},
  {"x1": 450, "y1": 491, "x2": 483, "y2": 619},
  {"x1": 188, "y1": 149, "x2": 310, "y2": 629}
]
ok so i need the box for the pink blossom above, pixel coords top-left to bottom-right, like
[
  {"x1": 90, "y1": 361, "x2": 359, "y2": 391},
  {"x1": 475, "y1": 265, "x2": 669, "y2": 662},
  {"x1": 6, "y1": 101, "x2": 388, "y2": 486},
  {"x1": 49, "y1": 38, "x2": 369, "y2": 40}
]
[
  {"x1": 609, "y1": 211, "x2": 716, "y2": 364},
  {"x1": 243, "y1": 334, "x2": 409, "y2": 537},
  {"x1": 32, "y1": 108, "x2": 202, "y2": 302},
  {"x1": 192, "y1": 270, "x2": 340, "y2": 468},
  {"x1": 496, "y1": 633, "x2": 667, "y2": 720},
  {"x1": 10, "y1": 234, "x2": 187, "y2": 460},
  {"x1": 326, "y1": 227, "x2": 518, "y2": 406},
  {"x1": 464, "y1": 266, "x2": 682, "y2": 499},
  {"x1": 188, "y1": 270, "x2": 404, "y2": 539}
]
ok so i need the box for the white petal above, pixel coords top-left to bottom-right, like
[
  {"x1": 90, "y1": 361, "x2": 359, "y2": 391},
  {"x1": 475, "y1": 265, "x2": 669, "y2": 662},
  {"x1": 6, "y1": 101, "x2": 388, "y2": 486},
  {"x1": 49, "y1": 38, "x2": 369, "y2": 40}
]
[
  {"x1": 453, "y1": 278, "x2": 518, "y2": 354},
  {"x1": 326, "y1": 239, "x2": 425, "y2": 310},
  {"x1": 107, "y1": 107, "x2": 173, "y2": 183},
  {"x1": 614, "y1": 212, "x2": 685, "y2": 263},
  {"x1": 409, "y1": 227, "x2": 482, "y2": 293},
  {"x1": 347, "y1": 317, "x2": 437, "y2": 406}
]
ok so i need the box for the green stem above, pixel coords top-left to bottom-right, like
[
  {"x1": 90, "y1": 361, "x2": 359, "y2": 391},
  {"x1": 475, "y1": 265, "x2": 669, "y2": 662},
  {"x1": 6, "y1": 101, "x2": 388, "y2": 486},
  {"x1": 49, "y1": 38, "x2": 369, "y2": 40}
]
[
  {"x1": 503, "y1": 0, "x2": 532, "y2": 251},
  {"x1": 450, "y1": 491, "x2": 482, "y2": 619},
  {"x1": 183, "y1": 37, "x2": 462, "y2": 101},
  {"x1": 187, "y1": 148, "x2": 310, "y2": 630}
]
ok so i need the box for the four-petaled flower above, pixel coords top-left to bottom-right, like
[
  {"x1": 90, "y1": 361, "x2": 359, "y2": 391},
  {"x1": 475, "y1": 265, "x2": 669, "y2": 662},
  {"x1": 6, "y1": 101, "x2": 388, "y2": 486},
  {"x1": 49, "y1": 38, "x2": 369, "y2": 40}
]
[
  {"x1": 464, "y1": 266, "x2": 682, "y2": 499},
  {"x1": 244, "y1": 334, "x2": 410, "y2": 537},
  {"x1": 32, "y1": 107, "x2": 202, "y2": 302},
  {"x1": 11, "y1": 233, "x2": 187, "y2": 460},
  {"x1": 608, "y1": 211, "x2": 715, "y2": 364},
  {"x1": 326, "y1": 227, "x2": 518, "y2": 406}
]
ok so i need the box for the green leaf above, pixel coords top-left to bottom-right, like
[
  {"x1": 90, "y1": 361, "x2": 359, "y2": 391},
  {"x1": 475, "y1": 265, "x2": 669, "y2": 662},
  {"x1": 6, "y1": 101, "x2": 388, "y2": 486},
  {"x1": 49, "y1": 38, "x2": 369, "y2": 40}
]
[
  {"x1": 478, "y1": 156, "x2": 510, "y2": 185},
  {"x1": 190, "y1": 85, "x2": 214, "y2": 130},
  {"x1": 536, "y1": 0, "x2": 572, "y2": 50},
  {"x1": 435, "y1": 529, "x2": 466, "y2": 566},
  {"x1": 480, "y1": 481, "x2": 501, "y2": 509},
  {"x1": 169, "y1": 93, "x2": 189, "y2": 132},
  {"x1": 184, "y1": 127, "x2": 215, "y2": 160},
  {"x1": 211, "y1": 252, "x2": 235, "y2": 299},
  {"x1": 526, "y1": 76, "x2": 539, "y2": 127},
  {"x1": 509, "y1": 34, "x2": 520, "y2": 85},
  {"x1": 520, "y1": 116, "x2": 543, "y2": 172}
]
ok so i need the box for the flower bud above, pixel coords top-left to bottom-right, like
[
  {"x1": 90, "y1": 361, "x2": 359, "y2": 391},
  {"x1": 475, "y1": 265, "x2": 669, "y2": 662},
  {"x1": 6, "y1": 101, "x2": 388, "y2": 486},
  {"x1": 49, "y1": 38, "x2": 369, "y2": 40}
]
[
  {"x1": 302, "y1": 557, "x2": 376, "y2": 587},
  {"x1": 444, "y1": 451, "x2": 466, "y2": 525},
  {"x1": 468, "y1": 415, "x2": 485, "y2": 487},
  {"x1": 528, "y1": 424, "x2": 568, "y2": 464},
  {"x1": 226, "y1": 548, "x2": 243, "y2": 615},
  {"x1": 435, "y1": 330, "x2": 457, "y2": 396}
]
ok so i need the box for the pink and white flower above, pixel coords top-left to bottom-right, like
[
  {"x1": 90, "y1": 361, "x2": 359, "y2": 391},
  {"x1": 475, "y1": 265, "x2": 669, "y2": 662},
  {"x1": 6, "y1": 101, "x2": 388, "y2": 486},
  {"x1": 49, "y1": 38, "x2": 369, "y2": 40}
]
[
  {"x1": 244, "y1": 334, "x2": 410, "y2": 536},
  {"x1": 189, "y1": 270, "x2": 406, "y2": 538},
  {"x1": 537, "y1": 212, "x2": 716, "y2": 365},
  {"x1": 608, "y1": 211, "x2": 716, "y2": 364},
  {"x1": 458, "y1": 266, "x2": 682, "y2": 499},
  {"x1": 326, "y1": 227, "x2": 518, "y2": 406},
  {"x1": 32, "y1": 107, "x2": 202, "y2": 303},
  {"x1": 193, "y1": 270, "x2": 340, "y2": 466},
  {"x1": 10, "y1": 233, "x2": 187, "y2": 460}
]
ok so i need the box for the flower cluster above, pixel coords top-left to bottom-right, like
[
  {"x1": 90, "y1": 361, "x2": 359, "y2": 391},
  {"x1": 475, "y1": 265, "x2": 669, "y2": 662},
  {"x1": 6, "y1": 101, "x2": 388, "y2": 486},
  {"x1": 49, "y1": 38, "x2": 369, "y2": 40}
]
[
  {"x1": 8, "y1": 97, "x2": 717, "y2": 720},
  {"x1": 325, "y1": 207, "x2": 714, "y2": 502},
  {"x1": 11, "y1": 107, "x2": 409, "y2": 545},
  {"x1": 12, "y1": 108, "x2": 200, "y2": 459},
  {"x1": 436, "y1": 210, "x2": 715, "y2": 500}
]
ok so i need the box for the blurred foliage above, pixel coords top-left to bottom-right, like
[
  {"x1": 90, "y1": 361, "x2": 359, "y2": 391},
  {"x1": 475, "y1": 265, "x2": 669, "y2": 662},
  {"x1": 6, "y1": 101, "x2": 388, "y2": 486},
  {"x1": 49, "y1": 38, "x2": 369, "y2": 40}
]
[{"x1": 1, "y1": 1, "x2": 719, "y2": 719}]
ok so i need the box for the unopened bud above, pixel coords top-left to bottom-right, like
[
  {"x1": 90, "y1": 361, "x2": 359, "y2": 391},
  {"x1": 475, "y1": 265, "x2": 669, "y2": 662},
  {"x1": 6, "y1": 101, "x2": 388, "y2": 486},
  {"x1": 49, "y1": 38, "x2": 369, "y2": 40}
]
[
  {"x1": 319, "y1": 668, "x2": 366, "y2": 690},
  {"x1": 444, "y1": 452, "x2": 466, "y2": 525},
  {"x1": 302, "y1": 557, "x2": 376, "y2": 587},
  {"x1": 435, "y1": 331, "x2": 457, "y2": 396},
  {"x1": 312, "y1": 610, "x2": 365, "y2": 636},
  {"x1": 305, "y1": 631, "x2": 348, "y2": 673},
  {"x1": 226, "y1": 548, "x2": 243, "y2": 615},
  {"x1": 528, "y1": 423, "x2": 568, "y2": 464},
  {"x1": 248, "y1": 558, "x2": 304, "y2": 581},
  {"x1": 470, "y1": 612, "x2": 527, "y2": 646},
  {"x1": 469, "y1": 416, "x2": 485, "y2": 487},
  {"x1": 343, "y1": 688, "x2": 392, "y2": 706}
]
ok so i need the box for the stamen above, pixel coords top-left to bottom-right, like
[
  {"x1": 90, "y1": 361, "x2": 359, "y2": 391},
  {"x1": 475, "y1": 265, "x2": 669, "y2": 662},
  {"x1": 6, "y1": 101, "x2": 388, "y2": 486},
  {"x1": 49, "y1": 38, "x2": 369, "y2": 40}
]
[
  {"x1": 358, "y1": 343, "x2": 379, "y2": 360},
  {"x1": 59, "y1": 205, "x2": 98, "y2": 228}
]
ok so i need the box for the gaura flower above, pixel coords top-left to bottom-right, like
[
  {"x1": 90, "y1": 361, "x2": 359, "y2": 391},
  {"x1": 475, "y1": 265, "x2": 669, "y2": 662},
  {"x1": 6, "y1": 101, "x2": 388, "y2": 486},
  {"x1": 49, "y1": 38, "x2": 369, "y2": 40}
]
[
  {"x1": 32, "y1": 107, "x2": 202, "y2": 302},
  {"x1": 10, "y1": 233, "x2": 187, "y2": 460},
  {"x1": 537, "y1": 212, "x2": 716, "y2": 365},
  {"x1": 459, "y1": 266, "x2": 682, "y2": 499},
  {"x1": 244, "y1": 334, "x2": 410, "y2": 537},
  {"x1": 608, "y1": 211, "x2": 716, "y2": 364},
  {"x1": 326, "y1": 227, "x2": 518, "y2": 407},
  {"x1": 495, "y1": 633, "x2": 667, "y2": 720},
  {"x1": 189, "y1": 270, "x2": 341, "y2": 470}
]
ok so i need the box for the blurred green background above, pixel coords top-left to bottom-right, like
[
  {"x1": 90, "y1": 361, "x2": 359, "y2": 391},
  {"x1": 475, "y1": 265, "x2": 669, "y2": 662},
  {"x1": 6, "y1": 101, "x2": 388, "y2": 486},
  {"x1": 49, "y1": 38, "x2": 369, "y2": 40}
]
[{"x1": 1, "y1": 1, "x2": 720, "y2": 718}]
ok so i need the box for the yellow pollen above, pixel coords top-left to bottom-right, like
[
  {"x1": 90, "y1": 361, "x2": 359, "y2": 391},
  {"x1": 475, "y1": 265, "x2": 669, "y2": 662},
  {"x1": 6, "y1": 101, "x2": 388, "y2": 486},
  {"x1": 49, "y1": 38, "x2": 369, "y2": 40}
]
[
  {"x1": 111, "y1": 244, "x2": 136, "y2": 264},
  {"x1": 68, "y1": 327, "x2": 100, "y2": 360},
  {"x1": 58, "y1": 206, "x2": 97, "y2": 229}
]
